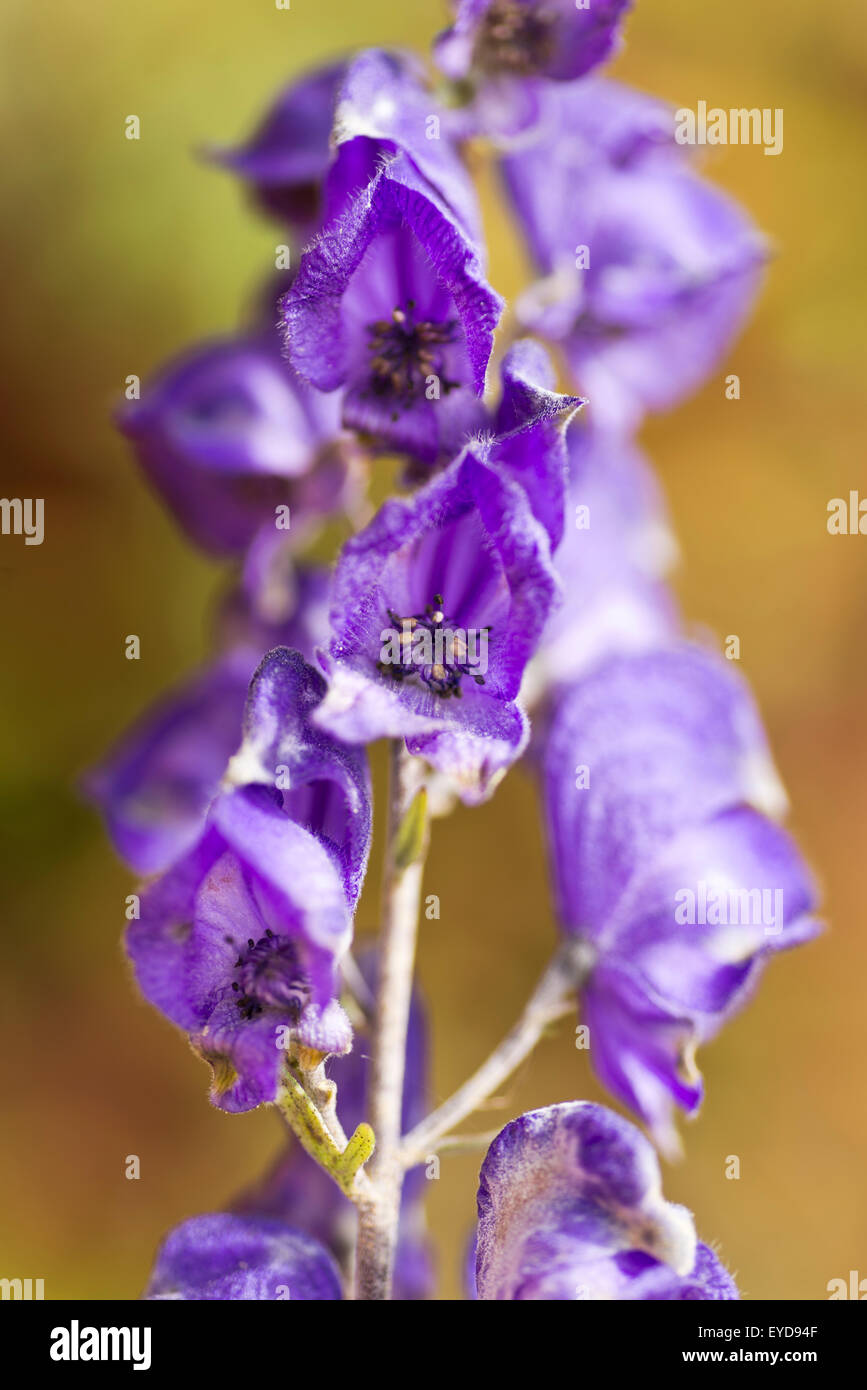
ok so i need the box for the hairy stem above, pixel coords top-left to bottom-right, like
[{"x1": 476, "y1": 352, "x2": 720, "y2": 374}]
[
  {"x1": 400, "y1": 940, "x2": 591, "y2": 1167},
  {"x1": 354, "y1": 742, "x2": 429, "y2": 1300},
  {"x1": 276, "y1": 1057, "x2": 373, "y2": 1200}
]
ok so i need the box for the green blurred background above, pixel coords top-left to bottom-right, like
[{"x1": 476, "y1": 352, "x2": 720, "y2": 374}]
[{"x1": 1, "y1": 0, "x2": 865, "y2": 1300}]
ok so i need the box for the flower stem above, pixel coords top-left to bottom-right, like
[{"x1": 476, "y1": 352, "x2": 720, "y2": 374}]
[
  {"x1": 354, "y1": 742, "x2": 429, "y2": 1300},
  {"x1": 400, "y1": 940, "x2": 591, "y2": 1168},
  {"x1": 276, "y1": 1057, "x2": 374, "y2": 1200}
]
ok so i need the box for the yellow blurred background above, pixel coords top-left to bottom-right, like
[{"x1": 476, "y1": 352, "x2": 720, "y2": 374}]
[{"x1": 1, "y1": 0, "x2": 865, "y2": 1300}]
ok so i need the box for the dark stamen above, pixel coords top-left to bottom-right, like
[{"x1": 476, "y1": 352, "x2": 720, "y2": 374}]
[
  {"x1": 231, "y1": 933, "x2": 311, "y2": 1024},
  {"x1": 378, "y1": 594, "x2": 491, "y2": 700},
  {"x1": 367, "y1": 303, "x2": 459, "y2": 403},
  {"x1": 473, "y1": 1, "x2": 556, "y2": 76}
]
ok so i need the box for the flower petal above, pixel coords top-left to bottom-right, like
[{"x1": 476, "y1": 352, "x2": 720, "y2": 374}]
[
  {"x1": 476, "y1": 1102, "x2": 736, "y2": 1300},
  {"x1": 144, "y1": 1213, "x2": 343, "y2": 1300}
]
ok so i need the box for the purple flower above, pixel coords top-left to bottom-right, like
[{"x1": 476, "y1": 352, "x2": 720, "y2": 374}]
[
  {"x1": 127, "y1": 649, "x2": 372, "y2": 1111},
  {"x1": 281, "y1": 152, "x2": 502, "y2": 465},
  {"x1": 313, "y1": 448, "x2": 560, "y2": 802},
  {"x1": 234, "y1": 951, "x2": 435, "y2": 1300},
  {"x1": 223, "y1": 647, "x2": 371, "y2": 910},
  {"x1": 143, "y1": 1213, "x2": 342, "y2": 1300},
  {"x1": 85, "y1": 650, "x2": 252, "y2": 880},
  {"x1": 526, "y1": 422, "x2": 679, "y2": 700},
  {"x1": 542, "y1": 646, "x2": 820, "y2": 1150},
  {"x1": 502, "y1": 80, "x2": 766, "y2": 427},
  {"x1": 327, "y1": 50, "x2": 482, "y2": 242},
  {"x1": 435, "y1": 1, "x2": 633, "y2": 85},
  {"x1": 208, "y1": 62, "x2": 345, "y2": 237},
  {"x1": 120, "y1": 330, "x2": 359, "y2": 557},
  {"x1": 522, "y1": 75, "x2": 680, "y2": 169},
  {"x1": 84, "y1": 566, "x2": 331, "y2": 878},
  {"x1": 476, "y1": 1102, "x2": 738, "y2": 1300},
  {"x1": 218, "y1": 561, "x2": 333, "y2": 670},
  {"x1": 485, "y1": 338, "x2": 585, "y2": 550}
]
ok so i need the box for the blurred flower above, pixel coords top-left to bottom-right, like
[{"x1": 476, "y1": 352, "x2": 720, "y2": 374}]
[
  {"x1": 84, "y1": 566, "x2": 331, "y2": 877},
  {"x1": 523, "y1": 75, "x2": 679, "y2": 168},
  {"x1": 143, "y1": 1213, "x2": 342, "y2": 1300},
  {"x1": 313, "y1": 448, "x2": 560, "y2": 802},
  {"x1": 282, "y1": 151, "x2": 502, "y2": 465},
  {"x1": 502, "y1": 79, "x2": 766, "y2": 427},
  {"x1": 120, "y1": 332, "x2": 360, "y2": 557},
  {"x1": 476, "y1": 1102, "x2": 738, "y2": 1299},
  {"x1": 208, "y1": 61, "x2": 346, "y2": 237},
  {"x1": 218, "y1": 561, "x2": 332, "y2": 667},
  {"x1": 85, "y1": 650, "x2": 252, "y2": 879},
  {"x1": 433, "y1": 2, "x2": 633, "y2": 139},
  {"x1": 435, "y1": 0, "x2": 632, "y2": 85},
  {"x1": 524, "y1": 421, "x2": 679, "y2": 703},
  {"x1": 541, "y1": 646, "x2": 819, "y2": 1150},
  {"x1": 127, "y1": 650, "x2": 372, "y2": 1111}
]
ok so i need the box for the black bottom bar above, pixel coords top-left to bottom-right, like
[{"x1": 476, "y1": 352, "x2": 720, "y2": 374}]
[{"x1": 2, "y1": 1299, "x2": 862, "y2": 1375}]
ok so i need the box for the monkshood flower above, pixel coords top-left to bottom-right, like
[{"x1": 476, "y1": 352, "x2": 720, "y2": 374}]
[
  {"x1": 144, "y1": 1213, "x2": 342, "y2": 1300},
  {"x1": 313, "y1": 447, "x2": 560, "y2": 802},
  {"x1": 476, "y1": 1103, "x2": 738, "y2": 1300},
  {"x1": 219, "y1": 561, "x2": 332, "y2": 668},
  {"x1": 127, "y1": 649, "x2": 372, "y2": 1111},
  {"x1": 502, "y1": 79, "x2": 766, "y2": 427},
  {"x1": 327, "y1": 49, "x2": 482, "y2": 242},
  {"x1": 485, "y1": 338, "x2": 585, "y2": 551},
  {"x1": 120, "y1": 330, "x2": 359, "y2": 557},
  {"x1": 435, "y1": 1, "x2": 632, "y2": 92},
  {"x1": 524, "y1": 421, "x2": 678, "y2": 702},
  {"x1": 282, "y1": 149, "x2": 503, "y2": 465},
  {"x1": 234, "y1": 951, "x2": 434, "y2": 1300},
  {"x1": 86, "y1": 649, "x2": 254, "y2": 880},
  {"x1": 208, "y1": 62, "x2": 345, "y2": 237},
  {"x1": 218, "y1": 649, "x2": 372, "y2": 911},
  {"x1": 85, "y1": 566, "x2": 330, "y2": 878},
  {"x1": 521, "y1": 75, "x2": 680, "y2": 170},
  {"x1": 542, "y1": 646, "x2": 820, "y2": 1151},
  {"x1": 214, "y1": 50, "x2": 481, "y2": 242}
]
